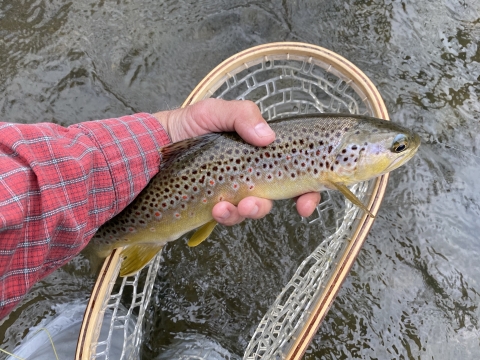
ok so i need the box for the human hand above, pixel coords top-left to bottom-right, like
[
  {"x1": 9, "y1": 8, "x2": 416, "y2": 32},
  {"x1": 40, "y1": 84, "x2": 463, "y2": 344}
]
[{"x1": 153, "y1": 99, "x2": 320, "y2": 226}]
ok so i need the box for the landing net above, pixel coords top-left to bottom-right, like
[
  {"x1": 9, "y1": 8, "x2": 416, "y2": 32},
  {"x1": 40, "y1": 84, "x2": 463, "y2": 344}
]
[{"x1": 76, "y1": 42, "x2": 389, "y2": 360}]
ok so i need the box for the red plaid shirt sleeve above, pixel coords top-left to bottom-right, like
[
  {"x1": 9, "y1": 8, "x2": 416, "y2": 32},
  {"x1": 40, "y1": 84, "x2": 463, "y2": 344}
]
[{"x1": 0, "y1": 113, "x2": 170, "y2": 318}]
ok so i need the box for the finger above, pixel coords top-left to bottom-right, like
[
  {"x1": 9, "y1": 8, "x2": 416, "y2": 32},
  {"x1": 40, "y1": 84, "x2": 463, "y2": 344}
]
[
  {"x1": 237, "y1": 197, "x2": 273, "y2": 219},
  {"x1": 212, "y1": 201, "x2": 246, "y2": 226},
  {"x1": 295, "y1": 192, "x2": 321, "y2": 218},
  {"x1": 187, "y1": 99, "x2": 275, "y2": 147}
]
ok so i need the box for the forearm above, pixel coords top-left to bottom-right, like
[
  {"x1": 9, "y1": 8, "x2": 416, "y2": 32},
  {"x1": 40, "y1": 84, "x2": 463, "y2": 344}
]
[{"x1": 0, "y1": 113, "x2": 170, "y2": 318}]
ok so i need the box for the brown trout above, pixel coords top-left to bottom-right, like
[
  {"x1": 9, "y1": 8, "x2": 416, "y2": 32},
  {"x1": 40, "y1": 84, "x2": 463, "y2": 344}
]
[{"x1": 90, "y1": 114, "x2": 420, "y2": 276}]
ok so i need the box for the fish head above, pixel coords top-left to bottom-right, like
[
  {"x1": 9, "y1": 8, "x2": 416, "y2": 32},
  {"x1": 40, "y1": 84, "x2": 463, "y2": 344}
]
[{"x1": 332, "y1": 118, "x2": 420, "y2": 184}]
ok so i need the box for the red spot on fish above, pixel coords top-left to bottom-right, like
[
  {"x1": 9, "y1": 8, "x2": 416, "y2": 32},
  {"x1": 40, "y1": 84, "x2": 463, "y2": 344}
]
[
  {"x1": 249, "y1": 185, "x2": 254, "y2": 190},
  {"x1": 202, "y1": 198, "x2": 207, "y2": 203},
  {"x1": 182, "y1": 195, "x2": 188, "y2": 200},
  {"x1": 209, "y1": 179, "x2": 215, "y2": 186},
  {"x1": 175, "y1": 213, "x2": 181, "y2": 218}
]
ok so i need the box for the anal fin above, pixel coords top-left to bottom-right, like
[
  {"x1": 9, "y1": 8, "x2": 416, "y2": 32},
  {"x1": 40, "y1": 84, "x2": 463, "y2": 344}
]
[
  {"x1": 188, "y1": 220, "x2": 217, "y2": 247},
  {"x1": 119, "y1": 243, "x2": 164, "y2": 277},
  {"x1": 330, "y1": 182, "x2": 375, "y2": 218}
]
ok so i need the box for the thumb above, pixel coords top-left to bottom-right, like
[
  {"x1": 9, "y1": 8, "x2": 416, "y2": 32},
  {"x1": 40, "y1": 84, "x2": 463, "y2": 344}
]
[{"x1": 186, "y1": 99, "x2": 276, "y2": 147}]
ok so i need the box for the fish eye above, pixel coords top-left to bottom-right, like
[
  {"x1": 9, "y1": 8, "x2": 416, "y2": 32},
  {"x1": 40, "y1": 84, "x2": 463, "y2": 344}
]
[{"x1": 392, "y1": 134, "x2": 409, "y2": 153}]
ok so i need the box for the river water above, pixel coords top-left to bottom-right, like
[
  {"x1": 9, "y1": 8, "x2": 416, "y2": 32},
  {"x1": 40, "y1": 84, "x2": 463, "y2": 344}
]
[{"x1": 1, "y1": 0, "x2": 479, "y2": 359}]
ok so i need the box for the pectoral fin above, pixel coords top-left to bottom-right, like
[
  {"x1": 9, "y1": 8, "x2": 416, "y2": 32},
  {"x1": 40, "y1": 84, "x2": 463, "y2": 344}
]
[
  {"x1": 330, "y1": 182, "x2": 375, "y2": 218},
  {"x1": 119, "y1": 244, "x2": 164, "y2": 277},
  {"x1": 188, "y1": 220, "x2": 217, "y2": 247}
]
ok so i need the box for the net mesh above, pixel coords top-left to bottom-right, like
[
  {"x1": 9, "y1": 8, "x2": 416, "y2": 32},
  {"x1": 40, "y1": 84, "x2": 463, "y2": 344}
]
[{"x1": 86, "y1": 51, "x2": 377, "y2": 360}]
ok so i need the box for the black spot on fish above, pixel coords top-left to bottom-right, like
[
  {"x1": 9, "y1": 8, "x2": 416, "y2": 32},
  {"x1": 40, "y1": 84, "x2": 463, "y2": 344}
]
[
  {"x1": 342, "y1": 149, "x2": 347, "y2": 154},
  {"x1": 292, "y1": 148, "x2": 297, "y2": 153},
  {"x1": 344, "y1": 157, "x2": 348, "y2": 161},
  {"x1": 352, "y1": 145, "x2": 358, "y2": 150},
  {"x1": 328, "y1": 145, "x2": 333, "y2": 153}
]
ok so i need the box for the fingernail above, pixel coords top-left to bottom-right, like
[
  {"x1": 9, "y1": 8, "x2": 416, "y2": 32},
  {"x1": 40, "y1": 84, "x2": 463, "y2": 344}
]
[
  {"x1": 249, "y1": 205, "x2": 259, "y2": 217},
  {"x1": 254, "y1": 122, "x2": 274, "y2": 138},
  {"x1": 220, "y1": 210, "x2": 230, "y2": 220}
]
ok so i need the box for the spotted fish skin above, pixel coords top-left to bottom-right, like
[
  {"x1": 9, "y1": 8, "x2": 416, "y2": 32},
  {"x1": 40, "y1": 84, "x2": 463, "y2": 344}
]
[{"x1": 90, "y1": 114, "x2": 420, "y2": 263}]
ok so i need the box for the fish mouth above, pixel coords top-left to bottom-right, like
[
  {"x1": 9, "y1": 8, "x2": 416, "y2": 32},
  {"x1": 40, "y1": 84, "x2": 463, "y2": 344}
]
[{"x1": 384, "y1": 153, "x2": 408, "y2": 172}]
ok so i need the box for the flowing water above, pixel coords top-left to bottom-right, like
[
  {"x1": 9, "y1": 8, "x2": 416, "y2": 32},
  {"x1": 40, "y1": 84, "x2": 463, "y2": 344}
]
[{"x1": 1, "y1": 0, "x2": 480, "y2": 358}]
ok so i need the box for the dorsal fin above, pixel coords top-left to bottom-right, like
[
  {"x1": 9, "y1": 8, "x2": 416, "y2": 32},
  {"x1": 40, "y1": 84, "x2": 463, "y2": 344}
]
[{"x1": 159, "y1": 133, "x2": 221, "y2": 171}]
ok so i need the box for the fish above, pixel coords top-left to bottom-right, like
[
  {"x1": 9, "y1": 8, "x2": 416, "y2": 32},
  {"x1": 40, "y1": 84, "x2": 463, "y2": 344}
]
[{"x1": 89, "y1": 113, "x2": 420, "y2": 277}]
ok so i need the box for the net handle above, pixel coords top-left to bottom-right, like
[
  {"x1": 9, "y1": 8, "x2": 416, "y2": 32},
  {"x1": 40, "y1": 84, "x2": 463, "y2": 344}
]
[
  {"x1": 181, "y1": 42, "x2": 389, "y2": 360},
  {"x1": 76, "y1": 248, "x2": 122, "y2": 360}
]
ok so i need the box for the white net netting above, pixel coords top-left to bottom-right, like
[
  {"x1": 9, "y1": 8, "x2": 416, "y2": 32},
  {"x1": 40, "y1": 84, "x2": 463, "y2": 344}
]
[{"x1": 83, "y1": 48, "x2": 380, "y2": 360}]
